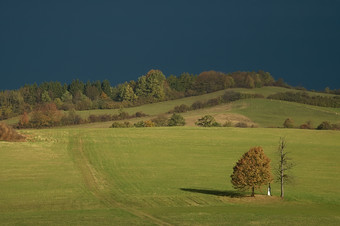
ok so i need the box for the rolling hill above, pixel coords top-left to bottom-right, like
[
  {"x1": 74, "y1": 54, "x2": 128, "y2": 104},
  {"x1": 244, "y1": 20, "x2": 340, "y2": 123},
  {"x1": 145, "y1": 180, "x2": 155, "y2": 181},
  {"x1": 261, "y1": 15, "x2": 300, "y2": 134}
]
[{"x1": 1, "y1": 86, "x2": 340, "y2": 225}]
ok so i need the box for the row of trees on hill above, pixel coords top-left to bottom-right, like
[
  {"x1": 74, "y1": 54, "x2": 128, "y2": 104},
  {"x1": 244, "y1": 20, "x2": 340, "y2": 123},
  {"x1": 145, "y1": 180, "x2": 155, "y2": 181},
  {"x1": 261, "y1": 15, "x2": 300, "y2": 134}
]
[
  {"x1": 268, "y1": 92, "x2": 340, "y2": 108},
  {"x1": 0, "y1": 70, "x2": 278, "y2": 120}
]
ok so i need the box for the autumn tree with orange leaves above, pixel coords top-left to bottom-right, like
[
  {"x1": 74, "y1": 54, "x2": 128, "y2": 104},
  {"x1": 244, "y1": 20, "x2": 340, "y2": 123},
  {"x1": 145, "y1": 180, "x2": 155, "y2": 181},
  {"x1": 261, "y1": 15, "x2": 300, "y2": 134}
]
[{"x1": 231, "y1": 146, "x2": 272, "y2": 197}]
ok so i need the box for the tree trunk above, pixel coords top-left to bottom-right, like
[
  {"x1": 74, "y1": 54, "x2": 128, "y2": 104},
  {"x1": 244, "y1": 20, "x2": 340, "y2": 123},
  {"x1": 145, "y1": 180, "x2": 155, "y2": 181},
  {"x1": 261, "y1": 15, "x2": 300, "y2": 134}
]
[
  {"x1": 251, "y1": 186, "x2": 255, "y2": 197},
  {"x1": 280, "y1": 158, "x2": 284, "y2": 198}
]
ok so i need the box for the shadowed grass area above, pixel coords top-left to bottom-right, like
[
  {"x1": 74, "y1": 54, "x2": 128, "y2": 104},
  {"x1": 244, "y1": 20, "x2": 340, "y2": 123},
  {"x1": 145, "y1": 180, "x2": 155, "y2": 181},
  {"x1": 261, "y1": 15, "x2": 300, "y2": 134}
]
[{"x1": 180, "y1": 188, "x2": 243, "y2": 198}]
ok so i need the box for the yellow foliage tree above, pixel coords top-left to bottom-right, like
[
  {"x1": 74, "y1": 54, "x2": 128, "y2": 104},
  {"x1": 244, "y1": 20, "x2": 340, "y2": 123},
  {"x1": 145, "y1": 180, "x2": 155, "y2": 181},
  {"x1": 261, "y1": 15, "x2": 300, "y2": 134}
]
[{"x1": 230, "y1": 146, "x2": 272, "y2": 196}]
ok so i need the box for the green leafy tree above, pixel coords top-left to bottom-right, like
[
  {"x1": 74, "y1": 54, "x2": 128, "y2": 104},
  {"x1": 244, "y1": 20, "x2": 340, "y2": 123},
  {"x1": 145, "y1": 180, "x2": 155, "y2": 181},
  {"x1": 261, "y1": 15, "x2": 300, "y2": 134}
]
[
  {"x1": 231, "y1": 146, "x2": 273, "y2": 197},
  {"x1": 119, "y1": 83, "x2": 137, "y2": 102},
  {"x1": 168, "y1": 113, "x2": 185, "y2": 126},
  {"x1": 69, "y1": 79, "x2": 85, "y2": 96},
  {"x1": 283, "y1": 118, "x2": 294, "y2": 128},
  {"x1": 135, "y1": 76, "x2": 148, "y2": 97},
  {"x1": 61, "y1": 91, "x2": 73, "y2": 103},
  {"x1": 317, "y1": 121, "x2": 332, "y2": 130},
  {"x1": 102, "y1": 80, "x2": 112, "y2": 98},
  {"x1": 145, "y1": 69, "x2": 166, "y2": 100},
  {"x1": 244, "y1": 75, "x2": 255, "y2": 88},
  {"x1": 195, "y1": 115, "x2": 221, "y2": 127},
  {"x1": 258, "y1": 70, "x2": 275, "y2": 86},
  {"x1": 41, "y1": 90, "x2": 52, "y2": 103}
]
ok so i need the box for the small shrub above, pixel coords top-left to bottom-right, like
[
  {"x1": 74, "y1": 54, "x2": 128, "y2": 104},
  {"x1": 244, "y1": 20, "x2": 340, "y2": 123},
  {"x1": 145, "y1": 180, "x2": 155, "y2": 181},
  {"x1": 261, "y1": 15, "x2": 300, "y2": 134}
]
[
  {"x1": 134, "y1": 120, "x2": 154, "y2": 127},
  {"x1": 88, "y1": 114, "x2": 98, "y2": 123},
  {"x1": 206, "y1": 97, "x2": 221, "y2": 107},
  {"x1": 195, "y1": 115, "x2": 221, "y2": 127},
  {"x1": 332, "y1": 123, "x2": 340, "y2": 130},
  {"x1": 118, "y1": 111, "x2": 130, "y2": 120},
  {"x1": 317, "y1": 121, "x2": 332, "y2": 130},
  {"x1": 172, "y1": 104, "x2": 190, "y2": 113},
  {"x1": 299, "y1": 120, "x2": 313, "y2": 129},
  {"x1": 152, "y1": 114, "x2": 169, "y2": 127},
  {"x1": 100, "y1": 114, "x2": 111, "y2": 122},
  {"x1": 111, "y1": 121, "x2": 131, "y2": 128},
  {"x1": 221, "y1": 91, "x2": 241, "y2": 102},
  {"x1": 134, "y1": 121, "x2": 146, "y2": 127},
  {"x1": 61, "y1": 110, "x2": 83, "y2": 125},
  {"x1": 143, "y1": 120, "x2": 155, "y2": 127},
  {"x1": 135, "y1": 111, "x2": 148, "y2": 117},
  {"x1": 168, "y1": 113, "x2": 186, "y2": 126},
  {"x1": 283, "y1": 118, "x2": 294, "y2": 128},
  {"x1": 223, "y1": 121, "x2": 233, "y2": 127},
  {"x1": 0, "y1": 123, "x2": 25, "y2": 142},
  {"x1": 191, "y1": 101, "x2": 205, "y2": 110}
]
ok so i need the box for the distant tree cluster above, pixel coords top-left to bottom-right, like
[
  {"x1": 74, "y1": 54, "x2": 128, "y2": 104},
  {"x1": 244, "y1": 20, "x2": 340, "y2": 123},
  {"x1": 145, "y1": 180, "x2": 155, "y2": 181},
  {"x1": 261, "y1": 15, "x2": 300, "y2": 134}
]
[
  {"x1": 16, "y1": 102, "x2": 148, "y2": 129},
  {"x1": 169, "y1": 91, "x2": 263, "y2": 114},
  {"x1": 282, "y1": 118, "x2": 340, "y2": 130},
  {"x1": 0, "y1": 69, "x2": 276, "y2": 120},
  {"x1": 323, "y1": 87, "x2": 340, "y2": 95},
  {"x1": 110, "y1": 113, "x2": 186, "y2": 128},
  {"x1": 268, "y1": 92, "x2": 340, "y2": 108}
]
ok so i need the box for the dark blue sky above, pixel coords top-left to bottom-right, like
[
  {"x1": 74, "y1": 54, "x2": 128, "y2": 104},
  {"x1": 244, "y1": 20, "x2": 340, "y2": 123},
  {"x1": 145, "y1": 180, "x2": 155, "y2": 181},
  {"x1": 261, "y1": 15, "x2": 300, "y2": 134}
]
[{"x1": 1, "y1": 0, "x2": 339, "y2": 90}]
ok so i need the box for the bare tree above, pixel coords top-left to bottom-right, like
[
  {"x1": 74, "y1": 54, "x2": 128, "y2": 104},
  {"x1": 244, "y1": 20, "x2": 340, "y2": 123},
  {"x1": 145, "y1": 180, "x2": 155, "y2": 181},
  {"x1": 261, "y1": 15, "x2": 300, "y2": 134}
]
[{"x1": 276, "y1": 137, "x2": 294, "y2": 198}]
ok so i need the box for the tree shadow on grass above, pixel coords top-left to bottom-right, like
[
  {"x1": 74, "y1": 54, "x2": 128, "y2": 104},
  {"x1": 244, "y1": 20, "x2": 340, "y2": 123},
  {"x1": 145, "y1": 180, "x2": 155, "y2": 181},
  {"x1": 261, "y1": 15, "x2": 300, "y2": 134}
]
[{"x1": 180, "y1": 188, "x2": 244, "y2": 198}]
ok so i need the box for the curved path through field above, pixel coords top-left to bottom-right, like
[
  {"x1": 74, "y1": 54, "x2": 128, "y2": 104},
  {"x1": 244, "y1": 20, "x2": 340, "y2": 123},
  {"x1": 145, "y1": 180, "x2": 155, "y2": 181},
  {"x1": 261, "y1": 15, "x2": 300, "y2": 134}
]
[{"x1": 68, "y1": 131, "x2": 172, "y2": 226}]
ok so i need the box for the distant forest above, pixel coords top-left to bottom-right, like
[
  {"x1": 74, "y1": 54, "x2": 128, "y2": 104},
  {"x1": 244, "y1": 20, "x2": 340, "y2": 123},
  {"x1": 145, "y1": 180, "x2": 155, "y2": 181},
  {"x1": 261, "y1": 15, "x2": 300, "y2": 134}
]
[{"x1": 0, "y1": 69, "x2": 339, "y2": 121}]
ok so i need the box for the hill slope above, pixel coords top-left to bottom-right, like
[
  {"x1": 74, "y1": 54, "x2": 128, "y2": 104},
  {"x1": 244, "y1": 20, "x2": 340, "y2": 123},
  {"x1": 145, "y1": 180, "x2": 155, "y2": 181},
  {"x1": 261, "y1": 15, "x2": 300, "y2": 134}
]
[
  {"x1": 0, "y1": 127, "x2": 339, "y2": 225},
  {"x1": 2, "y1": 86, "x2": 339, "y2": 129},
  {"x1": 72, "y1": 87, "x2": 340, "y2": 128}
]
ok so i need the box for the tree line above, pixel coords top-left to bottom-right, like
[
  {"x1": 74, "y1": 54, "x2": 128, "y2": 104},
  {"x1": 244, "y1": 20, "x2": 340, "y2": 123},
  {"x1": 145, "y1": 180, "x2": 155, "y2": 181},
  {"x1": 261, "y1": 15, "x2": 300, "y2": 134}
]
[
  {"x1": 0, "y1": 70, "x2": 278, "y2": 120},
  {"x1": 268, "y1": 91, "x2": 340, "y2": 108}
]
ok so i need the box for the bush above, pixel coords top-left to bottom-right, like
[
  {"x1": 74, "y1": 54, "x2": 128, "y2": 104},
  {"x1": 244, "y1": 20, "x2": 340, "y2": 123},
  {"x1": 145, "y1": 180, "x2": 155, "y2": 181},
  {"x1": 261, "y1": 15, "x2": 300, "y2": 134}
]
[
  {"x1": 0, "y1": 123, "x2": 25, "y2": 141},
  {"x1": 143, "y1": 120, "x2": 155, "y2": 127},
  {"x1": 221, "y1": 91, "x2": 242, "y2": 102},
  {"x1": 283, "y1": 118, "x2": 294, "y2": 128},
  {"x1": 206, "y1": 97, "x2": 221, "y2": 107},
  {"x1": 118, "y1": 111, "x2": 130, "y2": 120},
  {"x1": 195, "y1": 115, "x2": 221, "y2": 127},
  {"x1": 135, "y1": 111, "x2": 148, "y2": 117},
  {"x1": 168, "y1": 113, "x2": 186, "y2": 126},
  {"x1": 299, "y1": 121, "x2": 313, "y2": 129},
  {"x1": 191, "y1": 101, "x2": 205, "y2": 110},
  {"x1": 61, "y1": 110, "x2": 83, "y2": 125},
  {"x1": 332, "y1": 123, "x2": 340, "y2": 130},
  {"x1": 111, "y1": 121, "x2": 131, "y2": 128},
  {"x1": 317, "y1": 121, "x2": 332, "y2": 130},
  {"x1": 151, "y1": 114, "x2": 169, "y2": 127},
  {"x1": 172, "y1": 104, "x2": 190, "y2": 113},
  {"x1": 223, "y1": 121, "x2": 233, "y2": 127},
  {"x1": 134, "y1": 120, "x2": 155, "y2": 127},
  {"x1": 29, "y1": 103, "x2": 62, "y2": 128}
]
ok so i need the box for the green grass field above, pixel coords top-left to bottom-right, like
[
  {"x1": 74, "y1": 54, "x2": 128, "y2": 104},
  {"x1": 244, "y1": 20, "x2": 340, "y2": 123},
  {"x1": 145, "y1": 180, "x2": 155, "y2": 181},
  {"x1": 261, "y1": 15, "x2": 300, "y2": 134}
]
[{"x1": 1, "y1": 127, "x2": 339, "y2": 225}]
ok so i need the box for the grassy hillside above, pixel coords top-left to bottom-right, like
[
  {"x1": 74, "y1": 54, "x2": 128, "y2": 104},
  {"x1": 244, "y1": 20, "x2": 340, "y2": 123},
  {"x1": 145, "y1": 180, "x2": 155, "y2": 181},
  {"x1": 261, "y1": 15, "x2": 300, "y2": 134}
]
[
  {"x1": 0, "y1": 127, "x2": 339, "y2": 225},
  {"x1": 74, "y1": 86, "x2": 337, "y2": 118},
  {"x1": 2, "y1": 86, "x2": 339, "y2": 128}
]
